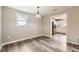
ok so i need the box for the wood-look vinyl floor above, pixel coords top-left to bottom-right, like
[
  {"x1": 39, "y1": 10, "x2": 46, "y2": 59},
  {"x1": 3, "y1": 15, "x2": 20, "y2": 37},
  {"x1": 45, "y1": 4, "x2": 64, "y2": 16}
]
[
  {"x1": 1, "y1": 35, "x2": 79, "y2": 52},
  {"x1": 67, "y1": 42, "x2": 79, "y2": 52}
]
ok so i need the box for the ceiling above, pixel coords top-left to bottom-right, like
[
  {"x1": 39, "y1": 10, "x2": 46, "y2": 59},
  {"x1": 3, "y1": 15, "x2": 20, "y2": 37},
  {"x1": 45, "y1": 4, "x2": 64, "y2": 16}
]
[{"x1": 8, "y1": 6, "x2": 73, "y2": 16}]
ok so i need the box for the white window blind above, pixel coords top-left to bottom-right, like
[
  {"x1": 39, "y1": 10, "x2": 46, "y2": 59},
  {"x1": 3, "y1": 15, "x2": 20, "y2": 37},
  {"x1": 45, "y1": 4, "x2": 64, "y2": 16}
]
[{"x1": 16, "y1": 13, "x2": 28, "y2": 26}]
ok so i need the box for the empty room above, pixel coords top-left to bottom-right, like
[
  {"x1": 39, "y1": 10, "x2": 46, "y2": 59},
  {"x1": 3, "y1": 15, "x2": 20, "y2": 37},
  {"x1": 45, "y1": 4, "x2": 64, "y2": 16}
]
[{"x1": 0, "y1": 6, "x2": 79, "y2": 52}]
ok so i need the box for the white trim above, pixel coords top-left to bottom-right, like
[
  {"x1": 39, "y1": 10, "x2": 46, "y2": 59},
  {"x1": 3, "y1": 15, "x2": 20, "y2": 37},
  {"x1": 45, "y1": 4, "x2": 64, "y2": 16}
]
[
  {"x1": 42, "y1": 34, "x2": 51, "y2": 38},
  {"x1": 0, "y1": 46, "x2": 1, "y2": 50},
  {"x1": 1, "y1": 35, "x2": 42, "y2": 46},
  {"x1": 67, "y1": 40, "x2": 79, "y2": 45},
  {"x1": 0, "y1": 45, "x2": 3, "y2": 51}
]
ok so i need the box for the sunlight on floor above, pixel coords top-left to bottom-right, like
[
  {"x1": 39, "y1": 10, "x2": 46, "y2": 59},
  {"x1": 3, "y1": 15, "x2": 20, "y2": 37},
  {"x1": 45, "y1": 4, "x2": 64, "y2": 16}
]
[{"x1": 51, "y1": 34, "x2": 67, "y2": 51}]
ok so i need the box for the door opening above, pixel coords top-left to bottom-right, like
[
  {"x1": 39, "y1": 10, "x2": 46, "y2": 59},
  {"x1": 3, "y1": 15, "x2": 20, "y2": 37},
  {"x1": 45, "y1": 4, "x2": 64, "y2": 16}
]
[{"x1": 52, "y1": 21, "x2": 56, "y2": 35}]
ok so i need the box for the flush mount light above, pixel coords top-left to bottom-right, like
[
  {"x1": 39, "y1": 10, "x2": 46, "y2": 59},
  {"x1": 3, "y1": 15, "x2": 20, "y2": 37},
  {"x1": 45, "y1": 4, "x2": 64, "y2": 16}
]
[{"x1": 36, "y1": 6, "x2": 41, "y2": 19}]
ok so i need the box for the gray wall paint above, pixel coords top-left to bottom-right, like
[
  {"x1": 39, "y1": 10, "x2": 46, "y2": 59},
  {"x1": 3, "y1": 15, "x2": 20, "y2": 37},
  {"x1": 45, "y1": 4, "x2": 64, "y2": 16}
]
[
  {"x1": 42, "y1": 7, "x2": 79, "y2": 44},
  {"x1": 2, "y1": 6, "x2": 79, "y2": 45},
  {"x1": 42, "y1": 16, "x2": 51, "y2": 37},
  {"x1": 0, "y1": 6, "x2": 1, "y2": 46},
  {"x1": 67, "y1": 7, "x2": 79, "y2": 44},
  {"x1": 2, "y1": 7, "x2": 42, "y2": 43}
]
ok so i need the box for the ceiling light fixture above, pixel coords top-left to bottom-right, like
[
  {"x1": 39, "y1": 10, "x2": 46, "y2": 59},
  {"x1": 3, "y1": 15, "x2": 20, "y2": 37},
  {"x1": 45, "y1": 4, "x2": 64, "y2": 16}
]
[{"x1": 36, "y1": 6, "x2": 41, "y2": 19}]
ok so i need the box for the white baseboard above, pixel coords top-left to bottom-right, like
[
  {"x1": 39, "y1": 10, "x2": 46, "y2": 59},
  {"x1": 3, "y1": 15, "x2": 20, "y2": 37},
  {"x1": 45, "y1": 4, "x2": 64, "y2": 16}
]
[
  {"x1": 42, "y1": 34, "x2": 51, "y2": 38},
  {"x1": 0, "y1": 45, "x2": 3, "y2": 51},
  {"x1": 2, "y1": 35, "x2": 42, "y2": 46},
  {"x1": 67, "y1": 41, "x2": 79, "y2": 45},
  {"x1": 0, "y1": 46, "x2": 1, "y2": 50}
]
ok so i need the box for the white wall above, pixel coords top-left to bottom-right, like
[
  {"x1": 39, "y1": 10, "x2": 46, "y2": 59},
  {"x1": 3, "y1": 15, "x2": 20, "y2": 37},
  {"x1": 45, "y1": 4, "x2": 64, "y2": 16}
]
[
  {"x1": 0, "y1": 6, "x2": 1, "y2": 47},
  {"x1": 2, "y1": 7, "x2": 42, "y2": 44},
  {"x1": 67, "y1": 7, "x2": 79, "y2": 44},
  {"x1": 56, "y1": 27, "x2": 67, "y2": 33},
  {"x1": 42, "y1": 16, "x2": 52, "y2": 37}
]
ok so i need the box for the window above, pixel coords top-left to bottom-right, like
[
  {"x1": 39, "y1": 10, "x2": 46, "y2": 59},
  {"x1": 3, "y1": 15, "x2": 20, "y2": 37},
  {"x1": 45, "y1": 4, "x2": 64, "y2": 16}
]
[
  {"x1": 56, "y1": 20, "x2": 67, "y2": 27},
  {"x1": 16, "y1": 13, "x2": 28, "y2": 26}
]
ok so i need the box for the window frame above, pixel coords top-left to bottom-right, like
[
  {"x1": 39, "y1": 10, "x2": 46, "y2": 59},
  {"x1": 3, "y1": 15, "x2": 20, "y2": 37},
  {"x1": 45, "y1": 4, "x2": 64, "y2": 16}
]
[{"x1": 16, "y1": 13, "x2": 28, "y2": 26}]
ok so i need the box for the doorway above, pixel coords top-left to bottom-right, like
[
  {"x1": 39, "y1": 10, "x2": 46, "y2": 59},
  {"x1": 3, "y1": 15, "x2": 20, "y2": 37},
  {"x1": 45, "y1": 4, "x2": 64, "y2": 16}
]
[
  {"x1": 51, "y1": 13, "x2": 67, "y2": 35},
  {"x1": 52, "y1": 21, "x2": 56, "y2": 35},
  {"x1": 50, "y1": 13, "x2": 67, "y2": 51}
]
